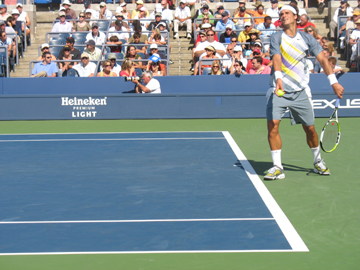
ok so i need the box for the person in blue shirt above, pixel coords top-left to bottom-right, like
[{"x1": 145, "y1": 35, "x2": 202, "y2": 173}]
[
  {"x1": 215, "y1": 11, "x2": 235, "y2": 31},
  {"x1": 31, "y1": 52, "x2": 58, "y2": 77}
]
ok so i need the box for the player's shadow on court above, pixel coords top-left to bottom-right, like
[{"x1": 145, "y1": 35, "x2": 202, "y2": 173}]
[{"x1": 237, "y1": 160, "x2": 315, "y2": 177}]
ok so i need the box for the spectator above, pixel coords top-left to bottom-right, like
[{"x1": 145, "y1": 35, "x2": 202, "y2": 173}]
[
  {"x1": 297, "y1": 14, "x2": 315, "y2": 30},
  {"x1": 96, "y1": 2, "x2": 112, "y2": 20},
  {"x1": 57, "y1": 7, "x2": 73, "y2": 24},
  {"x1": 194, "y1": 30, "x2": 226, "y2": 58},
  {"x1": 342, "y1": 8, "x2": 360, "y2": 48},
  {"x1": 73, "y1": 12, "x2": 91, "y2": 32},
  {"x1": 86, "y1": 23, "x2": 106, "y2": 45},
  {"x1": 219, "y1": 25, "x2": 238, "y2": 44},
  {"x1": 129, "y1": 32, "x2": 147, "y2": 54},
  {"x1": 145, "y1": 43, "x2": 167, "y2": 66},
  {"x1": 51, "y1": 11, "x2": 72, "y2": 33},
  {"x1": 159, "y1": 0, "x2": 174, "y2": 27},
  {"x1": 9, "y1": 11, "x2": 22, "y2": 34},
  {"x1": 58, "y1": 45, "x2": 77, "y2": 77},
  {"x1": 323, "y1": 40, "x2": 335, "y2": 56},
  {"x1": 174, "y1": 0, "x2": 192, "y2": 40},
  {"x1": 0, "y1": 30, "x2": 12, "y2": 57},
  {"x1": 116, "y1": 2, "x2": 131, "y2": 20},
  {"x1": 62, "y1": 0, "x2": 77, "y2": 20},
  {"x1": 157, "y1": 22, "x2": 170, "y2": 41},
  {"x1": 146, "y1": 57, "x2": 167, "y2": 76},
  {"x1": 132, "y1": 0, "x2": 149, "y2": 19},
  {"x1": 129, "y1": 20, "x2": 148, "y2": 42},
  {"x1": 191, "y1": 31, "x2": 207, "y2": 71},
  {"x1": 85, "y1": 9, "x2": 96, "y2": 27},
  {"x1": 209, "y1": 60, "x2": 223, "y2": 75},
  {"x1": 246, "y1": 1, "x2": 266, "y2": 25},
  {"x1": 233, "y1": 6, "x2": 252, "y2": 28},
  {"x1": 349, "y1": 18, "x2": 360, "y2": 64},
  {"x1": 320, "y1": 36, "x2": 328, "y2": 47},
  {"x1": 304, "y1": 26, "x2": 322, "y2": 44},
  {"x1": 125, "y1": 45, "x2": 142, "y2": 68},
  {"x1": 15, "y1": 3, "x2": 31, "y2": 39},
  {"x1": 245, "y1": 48, "x2": 271, "y2": 73},
  {"x1": 329, "y1": 0, "x2": 353, "y2": 41},
  {"x1": 245, "y1": 30, "x2": 260, "y2": 50},
  {"x1": 198, "y1": 15, "x2": 214, "y2": 31},
  {"x1": 134, "y1": 7, "x2": 150, "y2": 28},
  {"x1": 108, "y1": 20, "x2": 129, "y2": 41},
  {"x1": 233, "y1": 45, "x2": 247, "y2": 67},
  {"x1": 148, "y1": 12, "x2": 168, "y2": 31},
  {"x1": 230, "y1": 60, "x2": 247, "y2": 76},
  {"x1": 257, "y1": 16, "x2": 276, "y2": 37},
  {"x1": 84, "y1": 0, "x2": 97, "y2": 19},
  {"x1": 238, "y1": 22, "x2": 262, "y2": 44},
  {"x1": 97, "y1": 59, "x2": 118, "y2": 77},
  {"x1": 83, "y1": 39, "x2": 102, "y2": 60},
  {"x1": 73, "y1": 52, "x2": 96, "y2": 77},
  {"x1": 194, "y1": 4, "x2": 214, "y2": 28},
  {"x1": 215, "y1": 11, "x2": 235, "y2": 32},
  {"x1": 133, "y1": 71, "x2": 162, "y2": 94},
  {"x1": 113, "y1": 13, "x2": 130, "y2": 31},
  {"x1": 37, "y1": 43, "x2": 56, "y2": 61},
  {"x1": 58, "y1": 37, "x2": 81, "y2": 61},
  {"x1": 194, "y1": 45, "x2": 219, "y2": 75},
  {"x1": 266, "y1": 0, "x2": 279, "y2": 23},
  {"x1": 233, "y1": 0, "x2": 246, "y2": 17},
  {"x1": 101, "y1": 53, "x2": 121, "y2": 75},
  {"x1": 214, "y1": 4, "x2": 231, "y2": 19},
  {"x1": 249, "y1": 56, "x2": 271, "y2": 74},
  {"x1": 222, "y1": 43, "x2": 234, "y2": 72},
  {"x1": 0, "y1": 4, "x2": 10, "y2": 21},
  {"x1": 148, "y1": 29, "x2": 166, "y2": 45},
  {"x1": 5, "y1": 15, "x2": 17, "y2": 35},
  {"x1": 120, "y1": 59, "x2": 136, "y2": 77},
  {"x1": 31, "y1": 52, "x2": 58, "y2": 77},
  {"x1": 320, "y1": 56, "x2": 343, "y2": 74}
]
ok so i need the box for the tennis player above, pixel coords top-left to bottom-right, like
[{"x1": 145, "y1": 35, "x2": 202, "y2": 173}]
[{"x1": 264, "y1": 4, "x2": 344, "y2": 180}]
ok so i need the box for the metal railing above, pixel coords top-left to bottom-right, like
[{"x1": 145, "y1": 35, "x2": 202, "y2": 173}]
[{"x1": 0, "y1": 46, "x2": 10, "y2": 78}]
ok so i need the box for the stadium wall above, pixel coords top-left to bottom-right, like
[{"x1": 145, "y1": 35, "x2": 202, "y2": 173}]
[{"x1": 0, "y1": 74, "x2": 359, "y2": 120}]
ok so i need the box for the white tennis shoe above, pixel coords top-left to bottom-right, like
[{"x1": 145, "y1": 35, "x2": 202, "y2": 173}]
[
  {"x1": 314, "y1": 159, "x2": 330, "y2": 175},
  {"x1": 264, "y1": 165, "x2": 285, "y2": 180}
]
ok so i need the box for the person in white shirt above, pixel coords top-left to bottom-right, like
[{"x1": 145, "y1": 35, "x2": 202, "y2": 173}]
[
  {"x1": 133, "y1": 71, "x2": 162, "y2": 94},
  {"x1": 16, "y1": 3, "x2": 31, "y2": 38},
  {"x1": 108, "y1": 20, "x2": 129, "y2": 41},
  {"x1": 51, "y1": 11, "x2": 72, "y2": 33},
  {"x1": 160, "y1": 0, "x2": 174, "y2": 27},
  {"x1": 0, "y1": 4, "x2": 10, "y2": 21},
  {"x1": 330, "y1": 0, "x2": 353, "y2": 40},
  {"x1": 100, "y1": 53, "x2": 121, "y2": 75},
  {"x1": 174, "y1": 0, "x2": 192, "y2": 40},
  {"x1": 349, "y1": 19, "x2": 360, "y2": 61},
  {"x1": 194, "y1": 30, "x2": 226, "y2": 58},
  {"x1": 96, "y1": 2, "x2": 112, "y2": 20},
  {"x1": 73, "y1": 52, "x2": 97, "y2": 77},
  {"x1": 266, "y1": 0, "x2": 279, "y2": 23},
  {"x1": 86, "y1": 23, "x2": 106, "y2": 45}
]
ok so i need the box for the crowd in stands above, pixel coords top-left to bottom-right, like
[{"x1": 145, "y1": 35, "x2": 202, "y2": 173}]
[{"x1": 0, "y1": 0, "x2": 356, "y2": 80}]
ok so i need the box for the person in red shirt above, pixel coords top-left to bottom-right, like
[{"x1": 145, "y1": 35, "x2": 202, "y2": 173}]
[
  {"x1": 245, "y1": 49, "x2": 272, "y2": 73},
  {"x1": 248, "y1": 56, "x2": 271, "y2": 74},
  {"x1": 297, "y1": 14, "x2": 316, "y2": 30}
]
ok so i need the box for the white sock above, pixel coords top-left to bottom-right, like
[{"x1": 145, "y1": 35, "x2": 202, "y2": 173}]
[
  {"x1": 271, "y1": 150, "x2": 283, "y2": 170},
  {"x1": 311, "y1": 146, "x2": 321, "y2": 163}
]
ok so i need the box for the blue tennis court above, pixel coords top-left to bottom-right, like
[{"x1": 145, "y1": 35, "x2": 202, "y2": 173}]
[{"x1": 0, "y1": 132, "x2": 308, "y2": 255}]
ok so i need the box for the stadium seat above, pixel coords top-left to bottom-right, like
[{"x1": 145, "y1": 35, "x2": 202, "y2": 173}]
[
  {"x1": 63, "y1": 68, "x2": 78, "y2": 77},
  {"x1": 202, "y1": 67, "x2": 212, "y2": 75},
  {"x1": 135, "y1": 68, "x2": 142, "y2": 78},
  {"x1": 97, "y1": 20, "x2": 110, "y2": 31},
  {"x1": 71, "y1": 32, "x2": 88, "y2": 41},
  {"x1": 49, "y1": 38, "x2": 66, "y2": 47},
  {"x1": 49, "y1": 46, "x2": 62, "y2": 58}
]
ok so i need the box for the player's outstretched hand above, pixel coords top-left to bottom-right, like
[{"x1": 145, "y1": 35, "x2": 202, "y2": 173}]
[{"x1": 332, "y1": 83, "x2": 344, "y2": 99}]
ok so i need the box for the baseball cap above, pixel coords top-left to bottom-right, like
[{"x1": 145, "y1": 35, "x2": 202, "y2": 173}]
[
  {"x1": 41, "y1": 43, "x2": 49, "y2": 50},
  {"x1": 155, "y1": 12, "x2": 162, "y2": 17},
  {"x1": 0, "y1": 21, "x2": 5, "y2": 26},
  {"x1": 356, "y1": 18, "x2": 360, "y2": 24},
  {"x1": 12, "y1": 9, "x2": 19, "y2": 15},
  {"x1": 115, "y1": 20, "x2": 122, "y2": 27},
  {"x1": 201, "y1": 23, "x2": 212, "y2": 29},
  {"x1": 85, "y1": 39, "x2": 95, "y2": 46},
  {"x1": 253, "y1": 48, "x2": 261, "y2": 54},
  {"x1": 226, "y1": 24, "x2": 233, "y2": 30},
  {"x1": 136, "y1": 0, "x2": 144, "y2": 4},
  {"x1": 58, "y1": 11, "x2": 66, "y2": 17},
  {"x1": 63, "y1": 45, "x2": 71, "y2": 51},
  {"x1": 150, "y1": 43, "x2": 158, "y2": 49},
  {"x1": 244, "y1": 21, "x2": 252, "y2": 27},
  {"x1": 0, "y1": 4, "x2": 7, "y2": 9},
  {"x1": 234, "y1": 45, "x2": 242, "y2": 52},
  {"x1": 157, "y1": 22, "x2": 166, "y2": 27},
  {"x1": 179, "y1": 0, "x2": 186, "y2": 3},
  {"x1": 120, "y1": 2, "x2": 126, "y2": 7},
  {"x1": 81, "y1": 52, "x2": 90, "y2": 58},
  {"x1": 139, "y1": 6, "x2": 147, "y2": 12},
  {"x1": 221, "y1": 11, "x2": 229, "y2": 17},
  {"x1": 271, "y1": 0, "x2": 278, "y2": 3},
  {"x1": 203, "y1": 4, "x2": 209, "y2": 9},
  {"x1": 115, "y1": 12, "x2": 125, "y2": 17},
  {"x1": 92, "y1": 23, "x2": 98, "y2": 28},
  {"x1": 66, "y1": 37, "x2": 75, "y2": 43},
  {"x1": 240, "y1": 6, "x2": 246, "y2": 12},
  {"x1": 107, "y1": 53, "x2": 116, "y2": 60},
  {"x1": 218, "y1": 5, "x2": 224, "y2": 10},
  {"x1": 62, "y1": 0, "x2": 71, "y2": 6},
  {"x1": 85, "y1": 9, "x2": 92, "y2": 13},
  {"x1": 99, "y1": 1, "x2": 106, "y2": 7},
  {"x1": 16, "y1": 3, "x2": 23, "y2": 7},
  {"x1": 199, "y1": 31, "x2": 207, "y2": 36},
  {"x1": 340, "y1": 0, "x2": 347, "y2": 3}
]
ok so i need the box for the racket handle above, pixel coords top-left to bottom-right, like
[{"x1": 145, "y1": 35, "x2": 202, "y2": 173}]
[{"x1": 335, "y1": 98, "x2": 340, "y2": 108}]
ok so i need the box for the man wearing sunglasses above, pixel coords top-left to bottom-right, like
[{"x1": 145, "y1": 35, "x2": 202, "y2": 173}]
[
  {"x1": 51, "y1": 11, "x2": 72, "y2": 33},
  {"x1": 73, "y1": 52, "x2": 96, "y2": 77},
  {"x1": 31, "y1": 52, "x2": 58, "y2": 77}
]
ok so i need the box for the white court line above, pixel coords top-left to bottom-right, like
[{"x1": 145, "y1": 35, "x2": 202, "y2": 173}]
[
  {"x1": 0, "y1": 137, "x2": 225, "y2": 143},
  {"x1": 222, "y1": 131, "x2": 309, "y2": 252},
  {"x1": 0, "y1": 131, "x2": 224, "y2": 136},
  {"x1": 0, "y1": 217, "x2": 274, "y2": 225}
]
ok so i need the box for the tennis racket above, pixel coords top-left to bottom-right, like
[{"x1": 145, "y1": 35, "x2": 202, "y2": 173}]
[{"x1": 320, "y1": 98, "x2": 341, "y2": 153}]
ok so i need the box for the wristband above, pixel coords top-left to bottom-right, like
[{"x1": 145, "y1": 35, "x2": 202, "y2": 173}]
[
  {"x1": 274, "y1": 71, "x2": 282, "y2": 80},
  {"x1": 327, "y1": 73, "x2": 338, "y2": 85}
]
